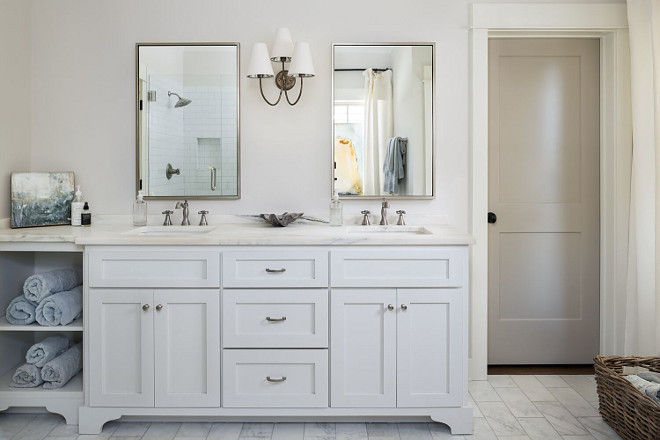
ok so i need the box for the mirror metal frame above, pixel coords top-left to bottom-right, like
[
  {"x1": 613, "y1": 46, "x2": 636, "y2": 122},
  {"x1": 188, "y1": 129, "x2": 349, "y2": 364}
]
[
  {"x1": 331, "y1": 42, "x2": 435, "y2": 200},
  {"x1": 135, "y1": 42, "x2": 241, "y2": 200}
]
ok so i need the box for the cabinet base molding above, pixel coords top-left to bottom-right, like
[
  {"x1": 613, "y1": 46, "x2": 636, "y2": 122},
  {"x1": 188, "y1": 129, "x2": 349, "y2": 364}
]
[{"x1": 78, "y1": 406, "x2": 474, "y2": 435}]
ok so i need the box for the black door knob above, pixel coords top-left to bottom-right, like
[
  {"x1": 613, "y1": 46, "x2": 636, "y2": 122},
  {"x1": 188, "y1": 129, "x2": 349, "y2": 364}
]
[{"x1": 488, "y1": 212, "x2": 497, "y2": 224}]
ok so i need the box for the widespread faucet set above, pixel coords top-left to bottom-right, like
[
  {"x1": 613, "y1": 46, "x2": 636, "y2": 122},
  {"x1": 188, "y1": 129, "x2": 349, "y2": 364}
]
[
  {"x1": 361, "y1": 198, "x2": 406, "y2": 226},
  {"x1": 162, "y1": 201, "x2": 209, "y2": 226}
]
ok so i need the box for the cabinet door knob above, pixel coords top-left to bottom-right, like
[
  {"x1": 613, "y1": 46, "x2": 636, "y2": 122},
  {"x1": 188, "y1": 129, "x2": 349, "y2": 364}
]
[
  {"x1": 266, "y1": 268, "x2": 286, "y2": 273},
  {"x1": 142, "y1": 304, "x2": 150, "y2": 311},
  {"x1": 488, "y1": 212, "x2": 497, "y2": 224},
  {"x1": 401, "y1": 304, "x2": 408, "y2": 310},
  {"x1": 156, "y1": 304, "x2": 163, "y2": 311},
  {"x1": 266, "y1": 316, "x2": 287, "y2": 322},
  {"x1": 266, "y1": 376, "x2": 287, "y2": 383},
  {"x1": 387, "y1": 304, "x2": 394, "y2": 311}
]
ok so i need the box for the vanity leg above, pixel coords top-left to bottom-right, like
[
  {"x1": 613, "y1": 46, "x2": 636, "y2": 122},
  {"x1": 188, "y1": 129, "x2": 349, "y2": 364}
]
[
  {"x1": 430, "y1": 407, "x2": 474, "y2": 435},
  {"x1": 78, "y1": 407, "x2": 122, "y2": 435}
]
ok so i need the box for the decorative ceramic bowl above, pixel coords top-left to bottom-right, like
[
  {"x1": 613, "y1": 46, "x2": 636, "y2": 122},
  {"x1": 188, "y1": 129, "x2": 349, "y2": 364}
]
[{"x1": 260, "y1": 212, "x2": 304, "y2": 227}]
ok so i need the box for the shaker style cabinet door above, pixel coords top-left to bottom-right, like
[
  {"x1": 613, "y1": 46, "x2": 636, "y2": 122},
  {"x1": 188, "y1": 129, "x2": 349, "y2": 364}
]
[
  {"x1": 154, "y1": 290, "x2": 220, "y2": 407},
  {"x1": 330, "y1": 289, "x2": 397, "y2": 407},
  {"x1": 89, "y1": 289, "x2": 155, "y2": 407},
  {"x1": 396, "y1": 289, "x2": 463, "y2": 407}
]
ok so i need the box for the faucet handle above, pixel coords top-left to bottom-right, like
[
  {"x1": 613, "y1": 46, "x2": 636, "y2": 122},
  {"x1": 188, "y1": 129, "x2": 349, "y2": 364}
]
[
  {"x1": 198, "y1": 210, "x2": 209, "y2": 226},
  {"x1": 396, "y1": 210, "x2": 406, "y2": 226},
  {"x1": 361, "y1": 210, "x2": 371, "y2": 226},
  {"x1": 162, "y1": 210, "x2": 173, "y2": 226}
]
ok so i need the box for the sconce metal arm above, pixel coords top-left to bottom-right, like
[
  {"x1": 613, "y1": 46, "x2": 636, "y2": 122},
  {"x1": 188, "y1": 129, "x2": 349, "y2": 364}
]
[
  {"x1": 258, "y1": 77, "x2": 284, "y2": 106},
  {"x1": 284, "y1": 78, "x2": 303, "y2": 106}
]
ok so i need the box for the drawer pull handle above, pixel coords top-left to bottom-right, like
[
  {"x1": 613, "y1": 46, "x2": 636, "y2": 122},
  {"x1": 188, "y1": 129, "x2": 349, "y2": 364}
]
[
  {"x1": 266, "y1": 268, "x2": 286, "y2": 273},
  {"x1": 266, "y1": 316, "x2": 287, "y2": 322},
  {"x1": 266, "y1": 376, "x2": 287, "y2": 383}
]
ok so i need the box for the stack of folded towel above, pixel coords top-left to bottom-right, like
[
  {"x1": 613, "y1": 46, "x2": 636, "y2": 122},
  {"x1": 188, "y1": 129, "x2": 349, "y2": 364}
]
[
  {"x1": 624, "y1": 371, "x2": 660, "y2": 405},
  {"x1": 9, "y1": 336, "x2": 82, "y2": 389},
  {"x1": 5, "y1": 268, "x2": 82, "y2": 326}
]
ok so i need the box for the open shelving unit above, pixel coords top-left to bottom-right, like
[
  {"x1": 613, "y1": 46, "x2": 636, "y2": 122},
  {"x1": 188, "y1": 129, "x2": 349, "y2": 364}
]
[{"x1": 0, "y1": 243, "x2": 84, "y2": 425}]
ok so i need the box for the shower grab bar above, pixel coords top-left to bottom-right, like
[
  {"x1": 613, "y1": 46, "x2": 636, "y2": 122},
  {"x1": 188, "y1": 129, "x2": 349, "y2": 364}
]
[{"x1": 210, "y1": 167, "x2": 217, "y2": 191}]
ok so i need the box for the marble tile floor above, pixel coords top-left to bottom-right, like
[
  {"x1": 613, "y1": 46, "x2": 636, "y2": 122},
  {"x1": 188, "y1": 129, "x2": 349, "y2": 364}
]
[{"x1": 0, "y1": 375, "x2": 623, "y2": 440}]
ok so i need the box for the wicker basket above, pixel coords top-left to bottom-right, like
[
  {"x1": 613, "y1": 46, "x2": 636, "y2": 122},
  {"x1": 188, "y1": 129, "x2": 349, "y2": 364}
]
[{"x1": 594, "y1": 355, "x2": 660, "y2": 440}]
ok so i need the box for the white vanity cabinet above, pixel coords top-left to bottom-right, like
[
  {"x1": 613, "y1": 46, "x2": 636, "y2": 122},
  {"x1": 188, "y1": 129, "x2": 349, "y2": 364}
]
[
  {"x1": 330, "y1": 248, "x2": 468, "y2": 410},
  {"x1": 330, "y1": 288, "x2": 463, "y2": 408},
  {"x1": 88, "y1": 289, "x2": 220, "y2": 408},
  {"x1": 78, "y1": 244, "x2": 472, "y2": 436},
  {"x1": 86, "y1": 247, "x2": 221, "y2": 410}
]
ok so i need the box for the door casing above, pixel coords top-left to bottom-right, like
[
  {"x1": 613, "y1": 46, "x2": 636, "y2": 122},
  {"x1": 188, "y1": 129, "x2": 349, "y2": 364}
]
[{"x1": 469, "y1": 3, "x2": 632, "y2": 380}]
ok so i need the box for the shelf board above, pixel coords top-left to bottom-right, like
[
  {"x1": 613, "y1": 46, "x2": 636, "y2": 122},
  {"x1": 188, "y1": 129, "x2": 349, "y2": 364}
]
[
  {"x1": 0, "y1": 316, "x2": 83, "y2": 332},
  {"x1": 0, "y1": 365, "x2": 82, "y2": 399}
]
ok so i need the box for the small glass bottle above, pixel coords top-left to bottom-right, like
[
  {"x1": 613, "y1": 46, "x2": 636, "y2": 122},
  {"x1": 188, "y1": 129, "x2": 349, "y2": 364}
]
[
  {"x1": 133, "y1": 191, "x2": 147, "y2": 226},
  {"x1": 329, "y1": 191, "x2": 343, "y2": 226},
  {"x1": 71, "y1": 186, "x2": 84, "y2": 226},
  {"x1": 81, "y1": 202, "x2": 92, "y2": 226}
]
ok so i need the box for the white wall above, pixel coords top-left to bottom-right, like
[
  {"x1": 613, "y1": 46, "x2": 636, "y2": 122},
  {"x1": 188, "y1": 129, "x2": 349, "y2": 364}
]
[
  {"x1": 22, "y1": 0, "x2": 623, "y2": 227},
  {"x1": 0, "y1": 0, "x2": 31, "y2": 219}
]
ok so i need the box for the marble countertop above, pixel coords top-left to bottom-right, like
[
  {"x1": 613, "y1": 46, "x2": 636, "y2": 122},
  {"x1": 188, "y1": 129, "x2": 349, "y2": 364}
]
[{"x1": 0, "y1": 216, "x2": 474, "y2": 246}]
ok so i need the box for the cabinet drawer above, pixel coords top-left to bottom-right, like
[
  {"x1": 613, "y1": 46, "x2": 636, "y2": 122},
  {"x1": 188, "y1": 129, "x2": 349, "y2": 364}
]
[
  {"x1": 222, "y1": 349, "x2": 328, "y2": 407},
  {"x1": 222, "y1": 251, "x2": 328, "y2": 288},
  {"x1": 223, "y1": 290, "x2": 328, "y2": 348},
  {"x1": 88, "y1": 250, "x2": 220, "y2": 288},
  {"x1": 331, "y1": 248, "x2": 464, "y2": 287}
]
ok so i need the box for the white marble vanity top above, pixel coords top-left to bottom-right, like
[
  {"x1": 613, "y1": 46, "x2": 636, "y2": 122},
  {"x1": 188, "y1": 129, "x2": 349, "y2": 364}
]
[{"x1": 0, "y1": 216, "x2": 474, "y2": 246}]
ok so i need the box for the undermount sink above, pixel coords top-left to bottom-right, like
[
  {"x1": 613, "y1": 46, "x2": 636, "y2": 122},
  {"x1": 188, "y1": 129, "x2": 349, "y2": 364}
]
[
  {"x1": 346, "y1": 225, "x2": 432, "y2": 235},
  {"x1": 123, "y1": 226, "x2": 217, "y2": 236}
]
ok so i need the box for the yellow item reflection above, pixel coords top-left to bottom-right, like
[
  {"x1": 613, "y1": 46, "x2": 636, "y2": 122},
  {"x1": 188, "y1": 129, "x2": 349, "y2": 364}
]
[{"x1": 334, "y1": 138, "x2": 363, "y2": 195}]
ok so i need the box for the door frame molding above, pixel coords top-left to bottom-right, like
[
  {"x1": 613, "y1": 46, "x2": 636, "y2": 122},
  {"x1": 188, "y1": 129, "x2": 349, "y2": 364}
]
[{"x1": 469, "y1": 3, "x2": 632, "y2": 380}]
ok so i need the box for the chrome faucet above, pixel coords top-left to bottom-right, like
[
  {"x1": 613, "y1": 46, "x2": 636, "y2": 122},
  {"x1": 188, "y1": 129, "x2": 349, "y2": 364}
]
[
  {"x1": 379, "y1": 198, "x2": 389, "y2": 225},
  {"x1": 175, "y1": 200, "x2": 190, "y2": 225}
]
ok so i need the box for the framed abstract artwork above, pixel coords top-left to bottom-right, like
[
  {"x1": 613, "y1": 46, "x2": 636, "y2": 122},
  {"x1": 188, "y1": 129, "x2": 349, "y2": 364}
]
[{"x1": 10, "y1": 172, "x2": 75, "y2": 228}]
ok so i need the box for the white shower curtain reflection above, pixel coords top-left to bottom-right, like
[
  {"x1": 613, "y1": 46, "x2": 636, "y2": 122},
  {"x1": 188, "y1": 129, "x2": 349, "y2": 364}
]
[
  {"x1": 363, "y1": 69, "x2": 393, "y2": 195},
  {"x1": 624, "y1": 0, "x2": 660, "y2": 355}
]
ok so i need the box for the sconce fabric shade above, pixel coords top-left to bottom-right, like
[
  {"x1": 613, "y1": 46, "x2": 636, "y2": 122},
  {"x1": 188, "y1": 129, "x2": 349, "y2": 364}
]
[
  {"x1": 246, "y1": 43, "x2": 274, "y2": 78},
  {"x1": 270, "y1": 27, "x2": 294, "y2": 61},
  {"x1": 288, "y1": 42, "x2": 315, "y2": 78}
]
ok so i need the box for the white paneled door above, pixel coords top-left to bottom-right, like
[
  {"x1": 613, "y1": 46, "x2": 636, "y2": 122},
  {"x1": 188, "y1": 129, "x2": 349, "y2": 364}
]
[
  {"x1": 331, "y1": 289, "x2": 397, "y2": 407},
  {"x1": 488, "y1": 39, "x2": 600, "y2": 364},
  {"x1": 397, "y1": 289, "x2": 462, "y2": 407},
  {"x1": 154, "y1": 290, "x2": 220, "y2": 407},
  {"x1": 89, "y1": 290, "x2": 155, "y2": 407}
]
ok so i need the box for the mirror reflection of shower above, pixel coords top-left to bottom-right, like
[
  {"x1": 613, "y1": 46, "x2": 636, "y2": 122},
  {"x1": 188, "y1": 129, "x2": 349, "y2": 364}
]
[{"x1": 168, "y1": 91, "x2": 192, "y2": 108}]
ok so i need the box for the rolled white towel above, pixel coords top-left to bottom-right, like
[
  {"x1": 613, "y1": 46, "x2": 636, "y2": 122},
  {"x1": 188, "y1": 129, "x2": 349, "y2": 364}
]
[
  {"x1": 23, "y1": 268, "x2": 82, "y2": 303},
  {"x1": 41, "y1": 342, "x2": 82, "y2": 389},
  {"x1": 10, "y1": 363, "x2": 43, "y2": 388},
  {"x1": 5, "y1": 295, "x2": 39, "y2": 325},
  {"x1": 638, "y1": 371, "x2": 660, "y2": 384},
  {"x1": 625, "y1": 375, "x2": 660, "y2": 405},
  {"x1": 25, "y1": 335, "x2": 71, "y2": 367},
  {"x1": 35, "y1": 286, "x2": 82, "y2": 326}
]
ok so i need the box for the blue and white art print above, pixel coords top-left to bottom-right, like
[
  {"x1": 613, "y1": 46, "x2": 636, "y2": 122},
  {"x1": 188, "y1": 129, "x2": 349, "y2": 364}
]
[{"x1": 11, "y1": 172, "x2": 75, "y2": 228}]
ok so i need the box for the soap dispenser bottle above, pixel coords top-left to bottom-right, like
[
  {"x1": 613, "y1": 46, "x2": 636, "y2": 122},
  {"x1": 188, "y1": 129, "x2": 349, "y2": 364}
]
[
  {"x1": 133, "y1": 191, "x2": 147, "y2": 226},
  {"x1": 71, "y1": 186, "x2": 84, "y2": 226},
  {"x1": 329, "y1": 191, "x2": 343, "y2": 226}
]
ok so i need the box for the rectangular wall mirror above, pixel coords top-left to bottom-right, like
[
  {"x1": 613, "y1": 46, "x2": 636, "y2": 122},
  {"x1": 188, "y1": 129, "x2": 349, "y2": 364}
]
[
  {"x1": 136, "y1": 43, "x2": 240, "y2": 199},
  {"x1": 333, "y1": 43, "x2": 434, "y2": 198}
]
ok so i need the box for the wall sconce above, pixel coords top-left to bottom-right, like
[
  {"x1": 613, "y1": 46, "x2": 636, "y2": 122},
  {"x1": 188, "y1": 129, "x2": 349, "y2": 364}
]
[{"x1": 246, "y1": 28, "x2": 315, "y2": 106}]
